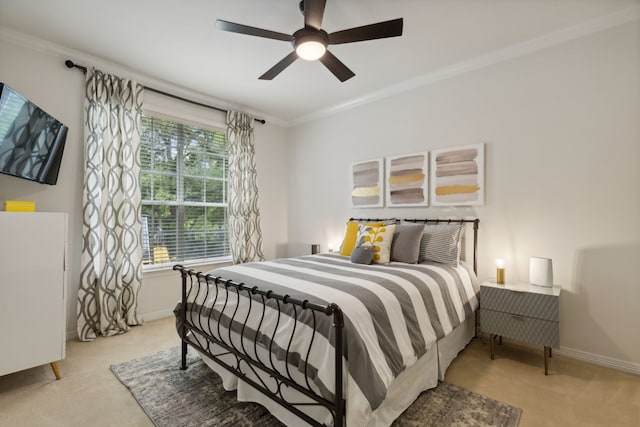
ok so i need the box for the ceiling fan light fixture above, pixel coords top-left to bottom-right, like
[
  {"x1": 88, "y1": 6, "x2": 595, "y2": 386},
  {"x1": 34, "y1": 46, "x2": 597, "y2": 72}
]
[
  {"x1": 295, "y1": 39, "x2": 326, "y2": 61},
  {"x1": 216, "y1": 3, "x2": 404, "y2": 81}
]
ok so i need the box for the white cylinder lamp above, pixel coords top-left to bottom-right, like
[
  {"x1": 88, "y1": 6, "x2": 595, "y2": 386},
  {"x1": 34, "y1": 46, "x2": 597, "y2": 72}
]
[{"x1": 529, "y1": 256, "x2": 553, "y2": 287}]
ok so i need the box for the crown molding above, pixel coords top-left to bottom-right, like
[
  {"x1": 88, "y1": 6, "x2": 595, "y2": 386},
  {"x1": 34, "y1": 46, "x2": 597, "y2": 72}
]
[
  {"x1": 0, "y1": 25, "x2": 285, "y2": 127},
  {"x1": 289, "y1": 5, "x2": 640, "y2": 127},
  {"x1": 2, "y1": 3, "x2": 637, "y2": 130}
]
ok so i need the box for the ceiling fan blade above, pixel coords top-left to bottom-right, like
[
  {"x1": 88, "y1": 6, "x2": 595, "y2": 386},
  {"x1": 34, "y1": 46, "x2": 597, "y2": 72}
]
[
  {"x1": 216, "y1": 19, "x2": 293, "y2": 42},
  {"x1": 303, "y1": 0, "x2": 326, "y2": 30},
  {"x1": 318, "y1": 51, "x2": 355, "y2": 82},
  {"x1": 328, "y1": 18, "x2": 403, "y2": 45},
  {"x1": 259, "y1": 51, "x2": 299, "y2": 80}
]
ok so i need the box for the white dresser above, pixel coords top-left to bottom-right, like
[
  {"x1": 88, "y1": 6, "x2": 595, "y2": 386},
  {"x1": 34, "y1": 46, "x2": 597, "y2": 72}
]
[{"x1": 0, "y1": 212, "x2": 68, "y2": 378}]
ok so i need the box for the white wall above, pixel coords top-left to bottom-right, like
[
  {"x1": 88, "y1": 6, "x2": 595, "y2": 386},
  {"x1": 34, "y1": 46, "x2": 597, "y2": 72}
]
[
  {"x1": 0, "y1": 35, "x2": 289, "y2": 338},
  {"x1": 1, "y1": 18, "x2": 638, "y2": 373},
  {"x1": 287, "y1": 22, "x2": 640, "y2": 371}
]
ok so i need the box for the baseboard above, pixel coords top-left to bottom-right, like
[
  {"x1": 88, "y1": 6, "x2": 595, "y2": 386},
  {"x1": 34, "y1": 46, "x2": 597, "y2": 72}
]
[
  {"x1": 66, "y1": 328, "x2": 78, "y2": 341},
  {"x1": 479, "y1": 333, "x2": 639, "y2": 376},
  {"x1": 141, "y1": 308, "x2": 175, "y2": 323},
  {"x1": 555, "y1": 346, "x2": 640, "y2": 376}
]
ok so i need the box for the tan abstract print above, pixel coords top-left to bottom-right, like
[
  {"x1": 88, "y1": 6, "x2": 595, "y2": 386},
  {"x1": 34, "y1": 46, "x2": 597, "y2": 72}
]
[
  {"x1": 351, "y1": 158, "x2": 384, "y2": 207},
  {"x1": 430, "y1": 143, "x2": 484, "y2": 206},
  {"x1": 386, "y1": 152, "x2": 428, "y2": 207}
]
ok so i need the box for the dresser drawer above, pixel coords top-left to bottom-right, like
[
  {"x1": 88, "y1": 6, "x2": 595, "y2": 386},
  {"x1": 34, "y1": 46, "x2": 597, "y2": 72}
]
[
  {"x1": 481, "y1": 309, "x2": 559, "y2": 348},
  {"x1": 481, "y1": 286, "x2": 559, "y2": 321}
]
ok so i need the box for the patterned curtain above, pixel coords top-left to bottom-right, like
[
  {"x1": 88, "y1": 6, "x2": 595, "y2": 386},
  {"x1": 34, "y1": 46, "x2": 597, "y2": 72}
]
[
  {"x1": 77, "y1": 68, "x2": 144, "y2": 341},
  {"x1": 227, "y1": 111, "x2": 265, "y2": 264}
]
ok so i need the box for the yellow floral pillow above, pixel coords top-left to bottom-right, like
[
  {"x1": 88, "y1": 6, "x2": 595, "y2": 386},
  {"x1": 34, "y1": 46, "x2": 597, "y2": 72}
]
[
  {"x1": 340, "y1": 220, "x2": 383, "y2": 256},
  {"x1": 355, "y1": 223, "x2": 396, "y2": 264}
]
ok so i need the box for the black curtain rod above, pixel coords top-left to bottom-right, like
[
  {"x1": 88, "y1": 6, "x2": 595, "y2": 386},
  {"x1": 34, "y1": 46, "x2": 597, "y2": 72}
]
[{"x1": 64, "y1": 60, "x2": 265, "y2": 124}]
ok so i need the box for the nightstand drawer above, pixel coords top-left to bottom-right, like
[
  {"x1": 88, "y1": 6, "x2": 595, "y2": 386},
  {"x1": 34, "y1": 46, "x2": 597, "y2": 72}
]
[
  {"x1": 481, "y1": 286, "x2": 559, "y2": 321},
  {"x1": 481, "y1": 309, "x2": 559, "y2": 348}
]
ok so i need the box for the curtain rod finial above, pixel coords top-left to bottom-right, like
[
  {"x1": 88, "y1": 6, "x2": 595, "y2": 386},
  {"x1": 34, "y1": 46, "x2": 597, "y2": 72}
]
[{"x1": 65, "y1": 60, "x2": 88, "y2": 74}]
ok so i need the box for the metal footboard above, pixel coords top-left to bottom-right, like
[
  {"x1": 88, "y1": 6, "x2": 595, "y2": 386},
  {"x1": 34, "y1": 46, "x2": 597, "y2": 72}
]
[{"x1": 173, "y1": 265, "x2": 345, "y2": 427}]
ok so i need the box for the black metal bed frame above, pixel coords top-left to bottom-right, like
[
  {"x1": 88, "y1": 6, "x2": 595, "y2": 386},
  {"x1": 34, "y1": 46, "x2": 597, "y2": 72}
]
[
  {"x1": 173, "y1": 218, "x2": 479, "y2": 427},
  {"x1": 173, "y1": 266, "x2": 345, "y2": 426}
]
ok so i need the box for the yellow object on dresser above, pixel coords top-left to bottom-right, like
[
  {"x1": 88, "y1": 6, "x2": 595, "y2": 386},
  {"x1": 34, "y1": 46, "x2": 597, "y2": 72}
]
[{"x1": 5, "y1": 200, "x2": 36, "y2": 212}]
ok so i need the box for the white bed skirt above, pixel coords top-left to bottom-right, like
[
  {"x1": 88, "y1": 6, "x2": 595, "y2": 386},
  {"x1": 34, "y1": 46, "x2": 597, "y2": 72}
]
[{"x1": 195, "y1": 315, "x2": 475, "y2": 427}]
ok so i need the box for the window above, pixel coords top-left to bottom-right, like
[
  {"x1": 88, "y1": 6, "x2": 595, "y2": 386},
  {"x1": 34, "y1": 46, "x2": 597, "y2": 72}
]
[{"x1": 140, "y1": 114, "x2": 230, "y2": 266}]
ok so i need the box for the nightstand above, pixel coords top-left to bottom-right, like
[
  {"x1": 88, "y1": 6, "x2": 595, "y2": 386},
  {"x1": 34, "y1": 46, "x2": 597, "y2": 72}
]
[{"x1": 480, "y1": 281, "x2": 561, "y2": 375}]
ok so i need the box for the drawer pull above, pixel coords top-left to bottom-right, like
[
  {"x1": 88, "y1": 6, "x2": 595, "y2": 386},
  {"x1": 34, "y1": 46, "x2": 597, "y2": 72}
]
[{"x1": 511, "y1": 314, "x2": 524, "y2": 320}]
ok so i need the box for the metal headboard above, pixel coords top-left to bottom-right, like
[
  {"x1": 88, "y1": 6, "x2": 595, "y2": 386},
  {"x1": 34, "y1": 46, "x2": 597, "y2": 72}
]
[{"x1": 348, "y1": 217, "x2": 480, "y2": 274}]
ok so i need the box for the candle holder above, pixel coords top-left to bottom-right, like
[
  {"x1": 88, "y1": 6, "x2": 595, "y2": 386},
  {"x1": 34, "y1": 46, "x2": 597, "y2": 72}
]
[{"x1": 496, "y1": 259, "x2": 505, "y2": 284}]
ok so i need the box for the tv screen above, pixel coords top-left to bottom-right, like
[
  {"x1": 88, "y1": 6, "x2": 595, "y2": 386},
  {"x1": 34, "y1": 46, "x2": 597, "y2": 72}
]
[{"x1": 0, "y1": 83, "x2": 68, "y2": 185}]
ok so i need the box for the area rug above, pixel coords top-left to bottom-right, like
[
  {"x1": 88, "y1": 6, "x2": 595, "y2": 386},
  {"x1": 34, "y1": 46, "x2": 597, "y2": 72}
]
[{"x1": 111, "y1": 346, "x2": 521, "y2": 427}]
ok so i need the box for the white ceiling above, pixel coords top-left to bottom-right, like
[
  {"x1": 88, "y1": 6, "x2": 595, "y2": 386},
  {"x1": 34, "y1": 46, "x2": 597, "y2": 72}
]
[{"x1": 0, "y1": 0, "x2": 637, "y2": 125}]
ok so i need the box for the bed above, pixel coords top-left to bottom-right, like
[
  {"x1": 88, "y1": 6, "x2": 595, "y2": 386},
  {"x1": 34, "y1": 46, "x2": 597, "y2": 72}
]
[{"x1": 173, "y1": 218, "x2": 480, "y2": 427}]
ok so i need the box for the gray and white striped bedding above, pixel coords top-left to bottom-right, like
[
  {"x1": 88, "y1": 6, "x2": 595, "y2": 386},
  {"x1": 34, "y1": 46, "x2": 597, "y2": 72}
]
[{"x1": 179, "y1": 253, "x2": 479, "y2": 424}]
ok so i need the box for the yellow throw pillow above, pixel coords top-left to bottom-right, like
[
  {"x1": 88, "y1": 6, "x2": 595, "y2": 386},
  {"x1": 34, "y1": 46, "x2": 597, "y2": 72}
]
[
  {"x1": 355, "y1": 224, "x2": 397, "y2": 264},
  {"x1": 340, "y1": 221, "x2": 383, "y2": 256}
]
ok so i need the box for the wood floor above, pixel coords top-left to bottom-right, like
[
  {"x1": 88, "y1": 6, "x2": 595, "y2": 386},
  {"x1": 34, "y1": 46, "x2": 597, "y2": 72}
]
[{"x1": 0, "y1": 316, "x2": 638, "y2": 426}]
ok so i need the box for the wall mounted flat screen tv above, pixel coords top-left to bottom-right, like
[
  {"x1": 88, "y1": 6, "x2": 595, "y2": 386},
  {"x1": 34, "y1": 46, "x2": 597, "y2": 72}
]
[{"x1": 0, "y1": 83, "x2": 68, "y2": 185}]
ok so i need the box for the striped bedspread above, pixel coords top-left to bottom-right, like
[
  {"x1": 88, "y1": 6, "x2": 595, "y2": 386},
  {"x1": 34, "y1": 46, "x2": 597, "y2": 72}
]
[{"x1": 180, "y1": 253, "x2": 479, "y2": 423}]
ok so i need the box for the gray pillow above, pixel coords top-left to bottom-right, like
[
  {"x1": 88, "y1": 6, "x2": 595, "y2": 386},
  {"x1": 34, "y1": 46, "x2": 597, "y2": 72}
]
[
  {"x1": 418, "y1": 223, "x2": 465, "y2": 266},
  {"x1": 390, "y1": 223, "x2": 425, "y2": 263},
  {"x1": 351, "y1": 245, "x2": 374, "y2": 265}
]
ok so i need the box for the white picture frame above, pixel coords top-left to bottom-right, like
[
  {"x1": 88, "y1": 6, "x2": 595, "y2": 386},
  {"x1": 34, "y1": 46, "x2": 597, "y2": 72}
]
[
  {"x1": 351, "y1": 158, "x2": 384, "y2": 208},
  {"x1": 430, "y1": 143, "x2": 485, "y2": 206},
  {"x1": 385, "y1": 152, "x2": 429, "y2": 207}
]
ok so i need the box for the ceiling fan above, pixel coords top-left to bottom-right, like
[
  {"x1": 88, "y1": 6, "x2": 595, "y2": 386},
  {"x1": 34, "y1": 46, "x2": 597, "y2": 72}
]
[{"x1": 215, "y1": 0, "x2": 403, "y2": 82}]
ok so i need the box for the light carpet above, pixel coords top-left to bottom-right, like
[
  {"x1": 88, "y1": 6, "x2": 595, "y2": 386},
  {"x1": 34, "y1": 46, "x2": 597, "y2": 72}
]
[{"x1": 110, "y1": 346, "x2": 521, "y2": 427}]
